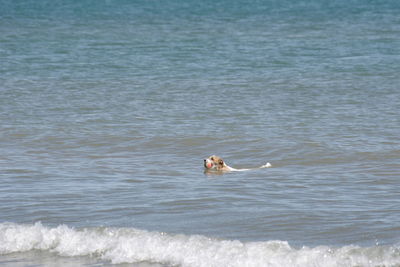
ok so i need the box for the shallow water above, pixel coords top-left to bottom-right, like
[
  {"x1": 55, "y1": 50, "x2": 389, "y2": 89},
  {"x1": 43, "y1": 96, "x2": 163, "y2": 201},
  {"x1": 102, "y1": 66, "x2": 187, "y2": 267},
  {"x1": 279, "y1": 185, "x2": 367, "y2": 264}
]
[{"x1": 1, "y1": 0, "x2": 400, "y2": 266}]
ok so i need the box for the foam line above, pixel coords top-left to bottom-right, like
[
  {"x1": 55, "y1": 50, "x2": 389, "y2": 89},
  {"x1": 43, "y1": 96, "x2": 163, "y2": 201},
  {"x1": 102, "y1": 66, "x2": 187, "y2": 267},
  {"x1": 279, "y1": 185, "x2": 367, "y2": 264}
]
[{"x1": 1, "y1": 222, "x2": 399, "y2": 266}]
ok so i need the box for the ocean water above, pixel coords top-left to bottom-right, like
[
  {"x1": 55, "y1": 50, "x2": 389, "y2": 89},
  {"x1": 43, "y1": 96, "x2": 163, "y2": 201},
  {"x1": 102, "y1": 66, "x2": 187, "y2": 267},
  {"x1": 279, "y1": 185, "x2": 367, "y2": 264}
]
[{"x1": 1, "y1": 0, "x2": 400, "y2": 266}]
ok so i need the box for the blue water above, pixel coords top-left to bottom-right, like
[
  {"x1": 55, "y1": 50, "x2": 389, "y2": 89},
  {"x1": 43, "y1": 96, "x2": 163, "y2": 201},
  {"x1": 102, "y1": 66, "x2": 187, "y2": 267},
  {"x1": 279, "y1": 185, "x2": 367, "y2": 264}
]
[{"x1": 1, "y1": 0, "x2": 400, "y2": 266}]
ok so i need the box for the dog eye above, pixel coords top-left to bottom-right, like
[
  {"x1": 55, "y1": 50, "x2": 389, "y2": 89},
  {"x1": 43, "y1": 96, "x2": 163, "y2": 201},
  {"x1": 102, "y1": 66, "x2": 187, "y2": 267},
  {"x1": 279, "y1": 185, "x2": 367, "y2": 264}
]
[{"x1": 210, "y1": 157, "x2": 214, "y2": 160}]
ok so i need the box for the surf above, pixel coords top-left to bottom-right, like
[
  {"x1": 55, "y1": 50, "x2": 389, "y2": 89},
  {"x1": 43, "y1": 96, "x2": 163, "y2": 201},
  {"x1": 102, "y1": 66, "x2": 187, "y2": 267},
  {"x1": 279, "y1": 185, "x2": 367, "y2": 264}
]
[{"x1": 1, "y1": 222, "x2": 399, "y2": 266}]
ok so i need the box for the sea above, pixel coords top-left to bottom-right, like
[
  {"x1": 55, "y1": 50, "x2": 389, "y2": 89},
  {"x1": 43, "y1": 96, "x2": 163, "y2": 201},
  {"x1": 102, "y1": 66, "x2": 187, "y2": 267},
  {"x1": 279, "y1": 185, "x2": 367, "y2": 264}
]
[{"x1": 1, "y1": 0, "x2": 399, "y2": 266}]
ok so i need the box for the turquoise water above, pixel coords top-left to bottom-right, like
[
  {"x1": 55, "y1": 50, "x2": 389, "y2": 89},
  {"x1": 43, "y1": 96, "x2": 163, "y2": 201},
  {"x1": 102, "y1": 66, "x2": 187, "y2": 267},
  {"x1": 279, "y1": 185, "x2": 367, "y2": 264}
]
[{"x1": 1, "y1": 0, "x2": 400, "y2": 266}]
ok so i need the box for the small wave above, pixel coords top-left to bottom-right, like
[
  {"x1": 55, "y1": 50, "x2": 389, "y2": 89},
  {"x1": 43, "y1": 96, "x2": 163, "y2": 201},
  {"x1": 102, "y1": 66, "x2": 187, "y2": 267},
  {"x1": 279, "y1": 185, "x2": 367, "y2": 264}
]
[{"x1": 0, "y1": 222, "x2": 399, "y2": 267}]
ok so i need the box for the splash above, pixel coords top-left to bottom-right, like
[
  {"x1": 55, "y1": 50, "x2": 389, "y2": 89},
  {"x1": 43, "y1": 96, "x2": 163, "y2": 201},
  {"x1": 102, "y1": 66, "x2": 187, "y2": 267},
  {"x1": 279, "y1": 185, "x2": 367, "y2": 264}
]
[{"x1": 0, "y1": 222, "x2": 399, "y2": 266}]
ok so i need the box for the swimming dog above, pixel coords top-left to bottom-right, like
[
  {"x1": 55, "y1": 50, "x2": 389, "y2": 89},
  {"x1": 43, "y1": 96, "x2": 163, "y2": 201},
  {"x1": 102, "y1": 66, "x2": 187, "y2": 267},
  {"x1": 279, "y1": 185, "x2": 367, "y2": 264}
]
[{"x1": 204, "y1": 155, "x2": 271, "y2": 172}]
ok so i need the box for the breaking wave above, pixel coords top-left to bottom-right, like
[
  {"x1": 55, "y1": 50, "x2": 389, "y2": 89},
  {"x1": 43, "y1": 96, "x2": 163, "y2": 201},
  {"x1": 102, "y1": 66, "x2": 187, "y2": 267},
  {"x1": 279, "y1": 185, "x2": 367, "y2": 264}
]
[{"x1": 1, "y1": 222, "x2": 399, "y2": 266}]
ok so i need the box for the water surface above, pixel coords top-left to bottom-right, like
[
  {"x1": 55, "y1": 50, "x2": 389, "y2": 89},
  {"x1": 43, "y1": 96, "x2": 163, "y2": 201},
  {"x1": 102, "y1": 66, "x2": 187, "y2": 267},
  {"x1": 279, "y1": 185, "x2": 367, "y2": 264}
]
[{"x1": 1, "y1": 0, "x2": 400, "y2": 266}]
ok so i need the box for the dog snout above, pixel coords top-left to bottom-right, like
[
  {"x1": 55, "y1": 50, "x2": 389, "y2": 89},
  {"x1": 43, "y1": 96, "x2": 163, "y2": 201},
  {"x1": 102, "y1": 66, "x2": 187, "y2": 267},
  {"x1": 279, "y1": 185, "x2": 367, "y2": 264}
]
[
  {"x1": 204, "y1": 159, "x2": 208, "y2": 166},
  {"x1": 204, "y1": 158, "x2": 212, "y2": 169}
]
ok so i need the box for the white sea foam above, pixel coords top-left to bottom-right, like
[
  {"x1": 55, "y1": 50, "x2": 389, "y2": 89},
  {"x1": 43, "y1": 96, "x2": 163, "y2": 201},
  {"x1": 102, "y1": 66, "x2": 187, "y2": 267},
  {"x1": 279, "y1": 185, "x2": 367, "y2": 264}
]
[{"x1": 0, "y1": 222, "x2": 399, "y2": 267}]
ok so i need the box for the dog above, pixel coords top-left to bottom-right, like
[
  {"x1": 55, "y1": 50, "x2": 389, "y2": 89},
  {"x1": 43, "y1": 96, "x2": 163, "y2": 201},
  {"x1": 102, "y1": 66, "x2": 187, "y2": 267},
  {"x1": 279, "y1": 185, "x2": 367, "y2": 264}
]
[{"x1": 204, "y1": 155, "x2": 271, "y2": 172}]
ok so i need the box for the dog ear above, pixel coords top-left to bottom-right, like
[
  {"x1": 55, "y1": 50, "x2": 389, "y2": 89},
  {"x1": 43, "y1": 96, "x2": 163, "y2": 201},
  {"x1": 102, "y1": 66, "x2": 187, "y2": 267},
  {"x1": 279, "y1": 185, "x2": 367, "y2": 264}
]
[{"x1": 218, "y1": 159, "x2": 224, "y2": 166}]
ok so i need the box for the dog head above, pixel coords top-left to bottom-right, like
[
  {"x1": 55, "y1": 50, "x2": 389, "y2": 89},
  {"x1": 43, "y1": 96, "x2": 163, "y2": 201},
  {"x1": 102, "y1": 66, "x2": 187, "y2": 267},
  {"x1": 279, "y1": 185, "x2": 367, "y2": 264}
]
[{"x1": 204, "y1": 155, "x2": 226, "y2": 171}]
